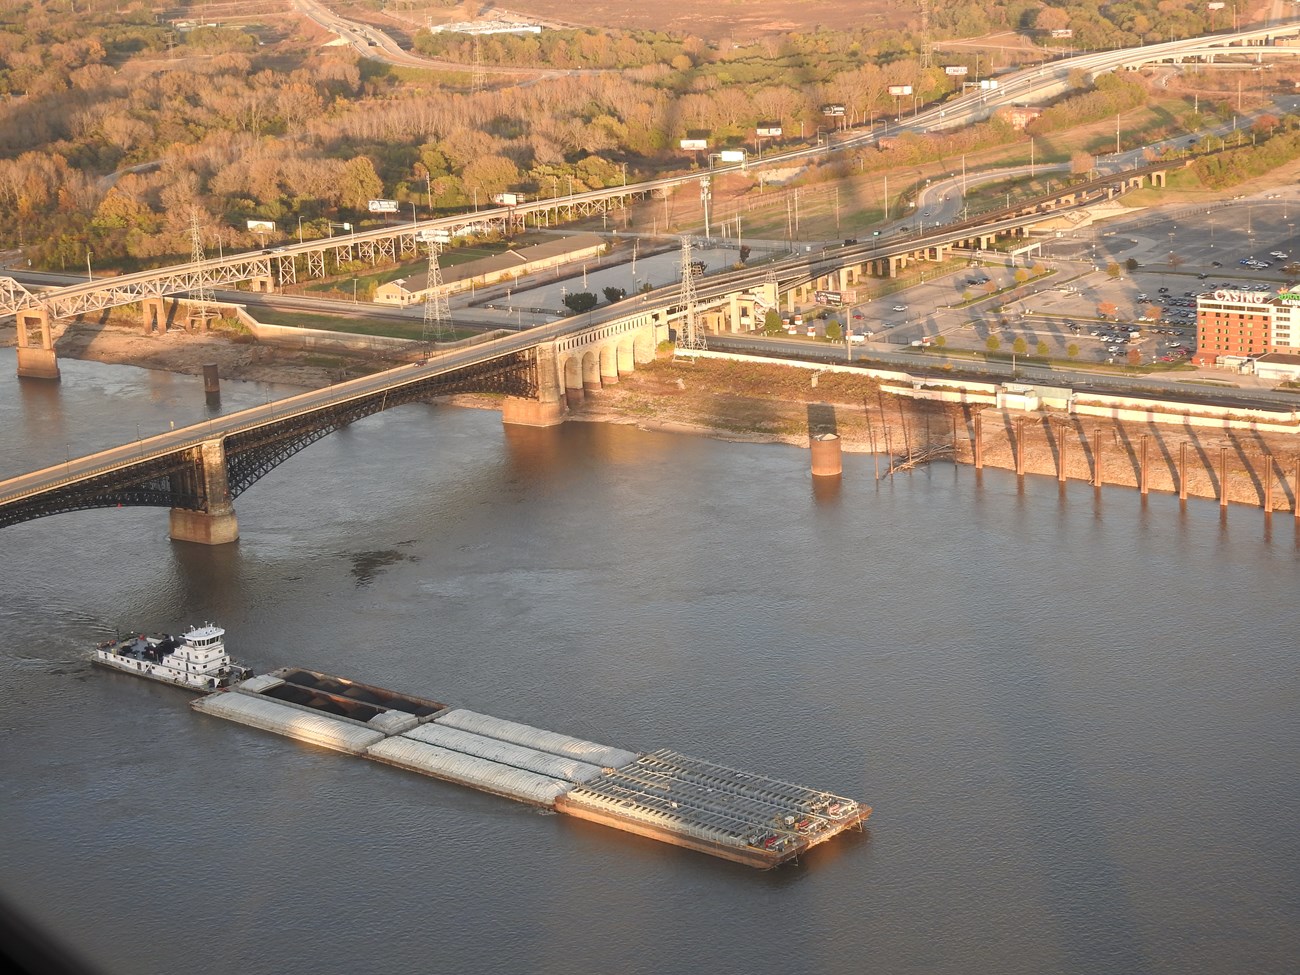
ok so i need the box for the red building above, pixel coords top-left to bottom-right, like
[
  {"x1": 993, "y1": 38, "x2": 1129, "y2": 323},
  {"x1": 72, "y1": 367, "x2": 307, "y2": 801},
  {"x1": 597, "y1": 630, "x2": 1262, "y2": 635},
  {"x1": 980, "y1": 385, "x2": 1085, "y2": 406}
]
[{"x1": 1194, "y1": 288, "x2": 1300, "y2": 365}]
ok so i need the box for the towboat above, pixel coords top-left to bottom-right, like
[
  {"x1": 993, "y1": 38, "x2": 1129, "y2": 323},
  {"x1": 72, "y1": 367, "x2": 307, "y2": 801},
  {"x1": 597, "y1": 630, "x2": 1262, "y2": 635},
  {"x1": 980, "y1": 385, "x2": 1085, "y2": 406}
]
[{"x1": 93, "y1": 623, "x2": 252, "y2": 692}]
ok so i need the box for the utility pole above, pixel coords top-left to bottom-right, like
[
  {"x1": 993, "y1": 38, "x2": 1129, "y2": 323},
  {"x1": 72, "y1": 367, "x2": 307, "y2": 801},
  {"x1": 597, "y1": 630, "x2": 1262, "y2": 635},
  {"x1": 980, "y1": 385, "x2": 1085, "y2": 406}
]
[
  {"x1": 422, "y1": 240, "x2": 450, "y2": 345},
  {"x1": 676, "y1": 236, "x2": 706, "y2": 353},
  {"x1": 188, "y1": 206, "x2": 213, "y2": 329}
]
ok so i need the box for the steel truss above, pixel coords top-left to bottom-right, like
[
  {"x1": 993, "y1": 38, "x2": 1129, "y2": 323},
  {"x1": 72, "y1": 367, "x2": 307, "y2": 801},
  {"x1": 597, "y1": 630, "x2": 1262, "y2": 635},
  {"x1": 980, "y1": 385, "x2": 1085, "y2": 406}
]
[{"x1": 0, "y1": 353, "x2": 538, "y2": 530}]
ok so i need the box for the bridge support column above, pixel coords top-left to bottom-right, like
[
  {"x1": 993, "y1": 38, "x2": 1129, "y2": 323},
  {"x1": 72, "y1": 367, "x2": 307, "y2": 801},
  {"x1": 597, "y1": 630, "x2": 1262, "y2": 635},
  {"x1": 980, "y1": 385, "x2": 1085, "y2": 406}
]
[
  {"x1": 142, "y1": 297, "x2": 171, "y2": 333},
  {"x1": 250, "y1": 276, "x2": 275, "y2": 293},
  {"x1": 15, "y1": 307, "x2": 59, "y2": 380},
  {"x1": 168, "y1": 439, "x2": 238, "y2": 545},
  {"x1": 503, "y1": 341, "x2": 565, "y2": 427}
]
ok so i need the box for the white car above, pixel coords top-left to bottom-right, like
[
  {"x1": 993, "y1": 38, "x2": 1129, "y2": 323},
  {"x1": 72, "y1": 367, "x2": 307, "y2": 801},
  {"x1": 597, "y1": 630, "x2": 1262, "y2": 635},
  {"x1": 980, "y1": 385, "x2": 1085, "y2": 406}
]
[{"x1": 892, "y1": 304, "x2": 907, "y2": 312}]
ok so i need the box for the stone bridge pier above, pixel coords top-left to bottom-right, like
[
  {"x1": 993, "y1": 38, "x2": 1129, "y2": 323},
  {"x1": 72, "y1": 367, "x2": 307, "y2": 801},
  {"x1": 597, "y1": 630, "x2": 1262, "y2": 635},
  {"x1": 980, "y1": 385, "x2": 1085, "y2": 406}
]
[
  {"x1": 15, "y1": 306, "x2": 59, "y2": 380},
  {"x1": 168, "y1": 439, "x2": 239, "y2": 545}
]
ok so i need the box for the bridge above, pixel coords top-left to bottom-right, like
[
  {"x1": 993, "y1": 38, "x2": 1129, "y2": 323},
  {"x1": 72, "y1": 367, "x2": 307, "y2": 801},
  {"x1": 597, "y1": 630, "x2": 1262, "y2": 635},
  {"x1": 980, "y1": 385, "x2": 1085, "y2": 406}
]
[{"x1": 0, "y1": 154, "x2": 1186, "y2": 544}]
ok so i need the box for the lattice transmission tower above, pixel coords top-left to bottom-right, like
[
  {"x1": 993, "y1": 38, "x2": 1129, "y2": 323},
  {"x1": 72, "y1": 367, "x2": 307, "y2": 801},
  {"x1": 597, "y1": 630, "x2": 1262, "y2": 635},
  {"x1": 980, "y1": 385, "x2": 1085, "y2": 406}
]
[
  {"x1": 422, "y1": 241, "x2": 450, "y2": 345},
  {"x1": 472, "y1": 35, "x2": 486, "y2": 93},
  {"x1": 675, "y1": 236, "x2": 706, "y2": 353},
  {"x1": 188, "y1": 207, "x2": 214, "y2": 328},
  {"x1": 918, "y1": 0, "x2": 933, "y2": 69}
]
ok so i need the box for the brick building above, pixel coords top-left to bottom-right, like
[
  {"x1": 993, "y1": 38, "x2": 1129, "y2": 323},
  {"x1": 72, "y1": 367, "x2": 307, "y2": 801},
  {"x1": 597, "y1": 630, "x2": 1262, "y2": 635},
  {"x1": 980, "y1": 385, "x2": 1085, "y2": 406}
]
[{"x1": 1194, "y1": 288, "x2": 1300, "y2": 365}]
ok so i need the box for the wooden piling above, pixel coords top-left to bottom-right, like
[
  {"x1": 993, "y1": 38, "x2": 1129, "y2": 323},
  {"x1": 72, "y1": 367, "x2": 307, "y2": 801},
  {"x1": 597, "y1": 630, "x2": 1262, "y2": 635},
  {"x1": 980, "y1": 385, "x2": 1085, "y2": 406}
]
[
  {"x1": 1264, "y1": 457, "x2": 1273, "y2": 514},
  {"x1": 1140, "y1": 435, "x2": 1149, "y2": 496},
  {"x1": 1179, "y1": 443, "x2": 1188, "y2": 501},
  {"x1": 1057, "y1": 423, "x2": 1068, "y2": 483},
  {"x1": 1015, "y1": 419, "x2": 1026, "y2": 476},
  {"x1": 1219, "y1": 446, "x2": 1229, "y2": 508},
  {"x1": 973, "y1": 414, "x2": 983, "y2": 470},
  {"x1": 1092, "y1": 429, "x2": 1103, "y2": 488}
]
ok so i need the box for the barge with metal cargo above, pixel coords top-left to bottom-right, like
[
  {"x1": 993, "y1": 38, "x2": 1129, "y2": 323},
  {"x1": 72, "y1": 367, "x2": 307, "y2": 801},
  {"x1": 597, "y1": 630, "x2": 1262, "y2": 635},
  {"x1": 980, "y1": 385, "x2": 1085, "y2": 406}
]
[{"x1": 95, "y1": 628, "x2": 869, "y2": 868}]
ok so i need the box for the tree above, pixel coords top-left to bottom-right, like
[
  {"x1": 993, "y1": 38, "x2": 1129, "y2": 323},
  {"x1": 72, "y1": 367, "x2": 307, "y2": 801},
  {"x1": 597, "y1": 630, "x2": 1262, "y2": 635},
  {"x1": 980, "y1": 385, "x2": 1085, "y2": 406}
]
[
  {"x1": 1067, "y1": 342, "x2": 1079, "y2": 359},
  {"x1": 1107, "y1": 262, "x2": 1122, "y2": 279},
  {"x1": 1127, "y1": 346, "x2": 1142, "y2": 366},
  {"x1": 825, "y1": 320, "x2": 842, "y2": 341},
  {"x1": 763, "y1": 309, "x2": 783, "y2": 334},
  {"x1": 934, "y1": 335, "x2": 946, "y2": 348},
  {"x1": 1125, "y1": 257, "x2": 1139, "y2": 271},
  {"x1": 1098, "y1": 300, "x2": 1119, "y2": 319},
  {"x1": 1014, "y1": 268, "x2": 1029, "y2": 284},
  {"x1": 564, "y1": 292, "x2": 598, "y2": 313},
  {"x1": 986, "y1": 335, "x2": 1001, "y2": 352},
  {"x1": 738, "y1": 244, "x2": 751, "y2": 264},
  {"x1": 1070, "y1": 150, "x2": 1095, "y2": 176},
  {"x1": 1168, "y1": 252, "x2": 1183, "y2": 273},
  {"x1": 338, "y1": 156, "x2": 383, "y2": 211},
  {"x1": 1012, "y1": 337, "x2": 1028, "y2": 355},
  {"x1": 602, "y1": 286, "x2": 626, "y2": 303},
  {"x1": 1036, "y1": 339, "x2": 1049, "y2": 356}
]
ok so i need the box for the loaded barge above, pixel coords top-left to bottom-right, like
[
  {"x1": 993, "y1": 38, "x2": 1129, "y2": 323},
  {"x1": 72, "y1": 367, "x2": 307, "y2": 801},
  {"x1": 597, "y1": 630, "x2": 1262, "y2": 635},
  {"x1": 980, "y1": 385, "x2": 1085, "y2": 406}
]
[{"x1": 96, "y1": 631, "x2": 868, "y2": 868}]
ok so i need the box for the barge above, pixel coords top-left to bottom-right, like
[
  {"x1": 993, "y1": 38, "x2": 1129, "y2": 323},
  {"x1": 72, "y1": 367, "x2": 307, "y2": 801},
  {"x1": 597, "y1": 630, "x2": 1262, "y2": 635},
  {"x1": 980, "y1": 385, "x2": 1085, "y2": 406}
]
[{"x1": 96, "y1": 631, "x2": 870, "y2": 868}]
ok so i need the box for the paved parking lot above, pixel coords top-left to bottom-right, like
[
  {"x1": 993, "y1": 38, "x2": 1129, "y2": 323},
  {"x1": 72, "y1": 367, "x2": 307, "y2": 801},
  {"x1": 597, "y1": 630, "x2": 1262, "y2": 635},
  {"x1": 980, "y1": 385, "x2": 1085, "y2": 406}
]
[{"x1": 834, "y1": 189, "x2": 1300, "y2": 371}]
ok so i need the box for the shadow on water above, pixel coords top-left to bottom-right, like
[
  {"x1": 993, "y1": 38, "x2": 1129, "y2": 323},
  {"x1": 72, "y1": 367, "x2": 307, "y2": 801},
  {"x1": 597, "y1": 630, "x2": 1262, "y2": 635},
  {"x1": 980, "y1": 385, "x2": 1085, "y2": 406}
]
[{"x1": 975, "y1": 472, "x2": 1150, "y2": 972}]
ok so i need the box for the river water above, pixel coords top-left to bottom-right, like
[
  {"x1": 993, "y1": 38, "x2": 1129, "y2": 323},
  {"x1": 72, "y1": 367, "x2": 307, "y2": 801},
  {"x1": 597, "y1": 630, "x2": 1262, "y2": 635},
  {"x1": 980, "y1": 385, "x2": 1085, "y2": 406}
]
[{"x1": 0, "y1": 349, "x2": 1296, "y2": 975}]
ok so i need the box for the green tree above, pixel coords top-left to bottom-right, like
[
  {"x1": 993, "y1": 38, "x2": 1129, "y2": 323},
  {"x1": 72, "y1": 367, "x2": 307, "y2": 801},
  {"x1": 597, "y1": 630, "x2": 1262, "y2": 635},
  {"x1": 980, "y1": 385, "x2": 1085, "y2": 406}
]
[
  {"x1": 826, "y1": 320, "x2": 842, "y2": 341},
  {"x1": 1014, "y1": 268, "x2": 1029, "y2": 285},
  {"x1": 763, "y1": 309, "x2": 783, "y2": 334},
  {"x1": 1013, "y1": 337, "x2": 1028, "y2": 355},
  {"x1": 602, "y1": 286, "x2": 626, "y2": 303},
  {"x1": 339, "y1": 156, "x2": 383, "y2": 211},
  {"x1": 1067, "y1": 342, "x2": 1079, "y2": 359},
  {"x1": 563, "y1": 292, "x2": 598, "y2": 313},
  {"x1": 1107, "y1": 262, "x2": 1122, "y2": 279},
  {"x1": 1036, "y1": 339, "x2": 1049, "y2": 356},
  {"x1": 934, "y1": 335, "x2": 947, "y2": 348},
  {"x1": 986, "y1": 335, "x2": 1001, "y2": 352}
]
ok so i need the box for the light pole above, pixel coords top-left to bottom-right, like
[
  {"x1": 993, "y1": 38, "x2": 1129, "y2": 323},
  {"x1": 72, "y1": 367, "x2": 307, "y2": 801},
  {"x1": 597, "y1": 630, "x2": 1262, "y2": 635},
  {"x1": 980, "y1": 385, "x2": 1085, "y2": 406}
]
[
  {"x1": 297, "y1": 216, "x2": 304, "y2": 244},
  {"x1": 86, "y1": 249, "x2": 92, "y2": 281}
]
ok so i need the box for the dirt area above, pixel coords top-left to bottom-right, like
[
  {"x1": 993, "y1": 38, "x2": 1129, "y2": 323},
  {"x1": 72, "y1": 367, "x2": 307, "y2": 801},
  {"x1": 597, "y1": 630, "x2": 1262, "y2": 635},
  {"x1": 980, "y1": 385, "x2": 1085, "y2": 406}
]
[
  {"x1": 25, "y1": 320, "x2": 359, "y2": 389},
  {"x1": 485, "y1": 0, "x2": 909, "y2": 39}
]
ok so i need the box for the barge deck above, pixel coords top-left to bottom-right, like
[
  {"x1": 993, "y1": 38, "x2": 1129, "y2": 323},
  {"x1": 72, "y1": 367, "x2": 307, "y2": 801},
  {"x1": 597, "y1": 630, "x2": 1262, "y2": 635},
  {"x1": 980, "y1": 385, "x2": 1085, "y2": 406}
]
[{"x1": 189, "y1": 667, "x2": 869, "y2": 869}]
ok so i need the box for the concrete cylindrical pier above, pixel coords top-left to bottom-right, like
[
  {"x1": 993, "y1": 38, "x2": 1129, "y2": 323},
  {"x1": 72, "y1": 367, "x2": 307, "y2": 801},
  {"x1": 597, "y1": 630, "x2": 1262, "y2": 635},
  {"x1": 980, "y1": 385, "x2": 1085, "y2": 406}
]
[
  {"x1": 203, "y1": 362, "x2": 221, "y2": 406},
  {"x1": 810, "y1": 433, "x2": 842, "y2": 477}
]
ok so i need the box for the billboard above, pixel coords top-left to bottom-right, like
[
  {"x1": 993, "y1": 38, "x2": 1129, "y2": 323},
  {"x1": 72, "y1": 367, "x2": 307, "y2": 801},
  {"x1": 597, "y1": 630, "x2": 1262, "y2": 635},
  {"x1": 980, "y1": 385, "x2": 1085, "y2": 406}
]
[
  {"x1": 368, "y1": 199, "x2": 399, "y2": 213},
  {"x1": 888, "y1": 85, "x2": 913, "y2": 97},
  {"x1": 821, "y1": 103, "x2": 846, "y2": 117},
  {"x1": 756, "y1": 122, "x2": 782, "y2": 137},
  {"x1": 1208, "y1": 1, "x2": 1225, "y2": 7},
  {"x1": 417, "y1": 228, "x2": 451, "y2": 243},
  {"x1": 718, "y1": 150, "x2": 746, "y2": 162},
  {"x1": 680, "y1": 138, "x2": 708, "y2": 150},
  {"x1": 943, "y1": 65, "x2": 968, "y2": 76},
  {"x1": 1050, "y1": 28, "x2": 1073, "y2": 38},
  {"x1": 246, "y1": 219, "x2": 275, "y2": 232},
  {"x1": 814, "y1": 290, "x2": 843, "y2": 306},
  {"x1": 979, "y1": 79, "x2": 998, "y2": 90},
  {"x1": 492, "y1": 192, "x2": 523, "y2": 205}
]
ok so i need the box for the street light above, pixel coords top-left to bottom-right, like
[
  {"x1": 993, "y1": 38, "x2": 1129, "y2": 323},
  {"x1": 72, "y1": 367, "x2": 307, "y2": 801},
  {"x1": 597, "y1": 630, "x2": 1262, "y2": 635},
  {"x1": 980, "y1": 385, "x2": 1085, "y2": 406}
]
[
  {"x1": 86, "y1": 249, "x2": 92, "y2": 281},
  {"x1": 298, "y1": 216, "x2": 304, "y2": 244}
]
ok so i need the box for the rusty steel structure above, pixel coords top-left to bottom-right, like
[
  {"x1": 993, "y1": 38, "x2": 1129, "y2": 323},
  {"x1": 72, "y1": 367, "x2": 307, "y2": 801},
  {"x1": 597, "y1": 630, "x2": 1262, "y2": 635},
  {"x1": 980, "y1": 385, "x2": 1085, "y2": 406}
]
[{"x1": 0, "y1": 352, "x2": 537, "y2": 530}]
